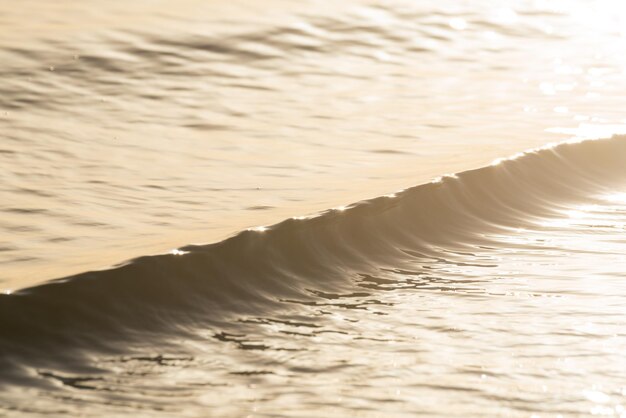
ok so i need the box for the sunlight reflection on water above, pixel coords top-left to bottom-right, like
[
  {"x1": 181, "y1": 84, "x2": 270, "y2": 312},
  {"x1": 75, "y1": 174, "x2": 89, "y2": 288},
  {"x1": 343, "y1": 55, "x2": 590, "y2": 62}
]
[{"x1": 1, "y1": 1, "x2": 626, "y2": 416}]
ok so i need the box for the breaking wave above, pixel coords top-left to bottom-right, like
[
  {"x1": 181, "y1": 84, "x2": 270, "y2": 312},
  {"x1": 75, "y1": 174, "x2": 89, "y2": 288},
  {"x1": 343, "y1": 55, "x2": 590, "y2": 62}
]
[{"x1": 1, "y1": 136, "x2": 625, "y2": 378}]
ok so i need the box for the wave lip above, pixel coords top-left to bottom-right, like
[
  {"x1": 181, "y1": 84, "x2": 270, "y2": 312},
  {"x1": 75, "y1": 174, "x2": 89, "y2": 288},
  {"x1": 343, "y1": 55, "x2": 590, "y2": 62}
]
[{"x1": 1, "y1": 136, "x2": 625, "y2": 373}]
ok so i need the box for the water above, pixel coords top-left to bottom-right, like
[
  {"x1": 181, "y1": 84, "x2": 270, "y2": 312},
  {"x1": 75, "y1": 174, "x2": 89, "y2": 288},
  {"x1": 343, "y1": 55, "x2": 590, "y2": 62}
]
[
  {"x1": 1, "y1": 1, "x2": 626, "y2": 416},
  {"x1": 2, "y1": 0, "x2": 626, "y2": 288}
]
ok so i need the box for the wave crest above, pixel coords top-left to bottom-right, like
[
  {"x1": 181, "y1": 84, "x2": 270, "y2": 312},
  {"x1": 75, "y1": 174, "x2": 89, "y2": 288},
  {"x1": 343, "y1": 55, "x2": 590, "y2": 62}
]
[{"x1": 1, "y1": 136, "x2": 625, "y2": 370}]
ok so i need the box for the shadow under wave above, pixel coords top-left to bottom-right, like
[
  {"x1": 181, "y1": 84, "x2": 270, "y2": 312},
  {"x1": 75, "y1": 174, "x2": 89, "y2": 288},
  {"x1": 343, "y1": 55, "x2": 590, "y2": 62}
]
[{"x1": 1, "y1": 135, "x2": 625, "y2": 380}]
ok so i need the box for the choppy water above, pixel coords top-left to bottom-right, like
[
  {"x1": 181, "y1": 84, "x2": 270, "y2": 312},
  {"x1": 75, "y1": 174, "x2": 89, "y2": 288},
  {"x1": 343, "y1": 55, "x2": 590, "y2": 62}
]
[{"x1": 1, "y1": 1, "x2": 626, "y2": 416}]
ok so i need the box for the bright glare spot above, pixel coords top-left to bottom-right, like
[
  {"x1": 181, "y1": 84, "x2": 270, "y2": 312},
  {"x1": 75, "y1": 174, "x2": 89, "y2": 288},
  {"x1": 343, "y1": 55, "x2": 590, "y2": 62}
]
[
  {"x1": 293, "y1": 214, "x2": 316, "y2": 220},
  {"x1": 602, "y1": 193, "x2": 626, "y2": 204},
  {"x1": 489, "y1": 7, "x2": 518, "y2": 24},
  {"x1": 554, "y1": 83, "x2": 575, "y2": 91},
  {"x1": 290, "y1": 21, "x2": 324, "y2": 36},
  {"x1": 539, "y1": 82, "x2": 574, "y2": 94},
  {"x1": 374, "y1": 51, "x2": 392, "y2": 62},
  {"x1": 360, "y1": 95, "x2": 380, "y2": 103},
  {"x1": 170, "y1": 249, "x2": 188, "y2": 256},
  {"x1": 482, "y1": 30, "x2": 499, "y2": 41},
  {"x1": 565, "y1": 210, "x2": 585, "y2": 219},
  {"x1": 590, "y1": 80, "x2": 606, "y2": 88},
  {"x1": 2, "y1": 289, "x2": 12, "y2": 295},
  {"x1": 449, "y1": 18, "x2": 467, "y2": 30},
  {"x1": 588, "y1": 67, "x2": 613, "y2": 76},
  {"x1": 554, "y1": 65, "x2": 582, "y2": 75},
  {"x1": 491, "y1": 151, "x2": 527, "y2": 166},
  {"x1": 249, "y1": 226, "x2": 268, "y2": 232},
  {"x1": 356, "y1": 7, "x2": 393, "y2": 26},
  {"x1": 545, "y1": 124, "x2": 626, "y2": 140},
  {"x1": 583, "y1": 389, "x2": 610, "y2": 404},
  {"x1": 540, "y1": 82, "x2": 556, "y2": 95},
  {"x1": 539, "y1": 218, "x2": 572, "y2": 228},
  {"x1": 553, "y1": 106, "x2": 569, "y2": 113},
  {"x1": 334, "y1": 205, "x2": 348, "y2": 212}
]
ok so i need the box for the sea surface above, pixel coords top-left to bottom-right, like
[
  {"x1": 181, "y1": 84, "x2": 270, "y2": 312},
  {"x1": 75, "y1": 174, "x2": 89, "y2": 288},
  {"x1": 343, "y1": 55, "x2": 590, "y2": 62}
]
[{"x1": 1, "y1": 0, "x2": 626, "y2": 416}]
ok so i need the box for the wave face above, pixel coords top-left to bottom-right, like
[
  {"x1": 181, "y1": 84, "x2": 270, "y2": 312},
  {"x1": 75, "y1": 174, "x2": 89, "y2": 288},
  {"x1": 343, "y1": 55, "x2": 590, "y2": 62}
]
[{"x1": 1, "y1": 137, "x2": 626, "y2": 416}]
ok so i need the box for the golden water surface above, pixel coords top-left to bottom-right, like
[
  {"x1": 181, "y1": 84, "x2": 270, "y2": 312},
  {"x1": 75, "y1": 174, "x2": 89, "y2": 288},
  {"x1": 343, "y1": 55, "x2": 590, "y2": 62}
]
[{"x1": 1, "y1": 1, "x2": 626, "y2": 416}]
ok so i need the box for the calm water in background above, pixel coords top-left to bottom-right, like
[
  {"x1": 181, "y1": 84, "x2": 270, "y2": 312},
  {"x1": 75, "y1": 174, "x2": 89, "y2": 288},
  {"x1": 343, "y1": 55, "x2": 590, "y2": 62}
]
[
  {"x1": 2, "y1": 0, "x2": 626, "y2": 288},
  {"x1": 1, "y1": 0, "x2": 626, "y2": 416}
]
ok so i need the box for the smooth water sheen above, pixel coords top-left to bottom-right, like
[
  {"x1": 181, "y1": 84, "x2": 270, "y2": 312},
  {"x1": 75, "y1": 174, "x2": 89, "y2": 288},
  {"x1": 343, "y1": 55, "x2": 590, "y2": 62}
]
[
  {"x1": 2, "y1": 0, "x2": 626, "y2": 287},
  {"x1": 1, "y1": 0, "x2": 626, "y2": 417}
]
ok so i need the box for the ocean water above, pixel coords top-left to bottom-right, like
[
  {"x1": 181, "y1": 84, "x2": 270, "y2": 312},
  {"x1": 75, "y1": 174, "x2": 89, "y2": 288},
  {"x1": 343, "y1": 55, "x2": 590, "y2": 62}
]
[{"x1": 1, "y1": 0, "x2": 626, "y2": 416}]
